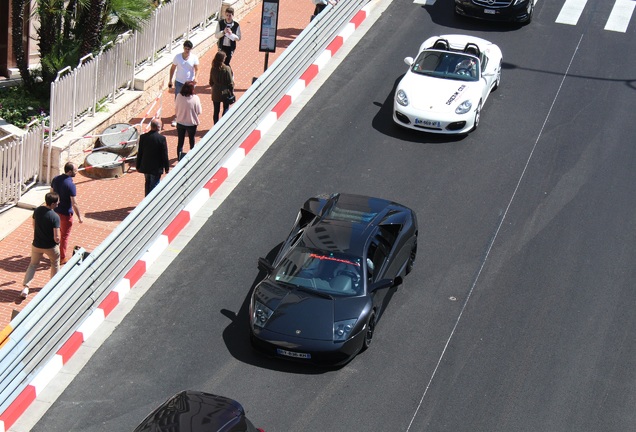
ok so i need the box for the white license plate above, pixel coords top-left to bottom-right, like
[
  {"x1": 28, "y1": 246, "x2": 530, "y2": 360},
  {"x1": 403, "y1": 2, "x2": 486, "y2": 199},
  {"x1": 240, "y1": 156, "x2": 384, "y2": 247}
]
[
  {"x1": 277, "y1": 348, "x2": 311, "y2": 359},
  {"x1": 484, "y1": 9, "x2": 496, "y2": 14},
  {"x1": 415, "y1": 118, "x2": 441, "y2": 127}
]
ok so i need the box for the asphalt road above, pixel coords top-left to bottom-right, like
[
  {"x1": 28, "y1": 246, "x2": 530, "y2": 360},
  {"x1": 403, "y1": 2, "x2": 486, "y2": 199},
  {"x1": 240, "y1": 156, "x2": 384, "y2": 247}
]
[{"x1": 31, "y1": 1, "x2": 636, "y2": 431}]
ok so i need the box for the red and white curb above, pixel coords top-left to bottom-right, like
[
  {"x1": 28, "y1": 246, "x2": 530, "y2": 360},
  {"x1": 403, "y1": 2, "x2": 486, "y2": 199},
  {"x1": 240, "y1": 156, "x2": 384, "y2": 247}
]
[{"x1": 0, "y1": 4, "x2": 372, "y2": 431}]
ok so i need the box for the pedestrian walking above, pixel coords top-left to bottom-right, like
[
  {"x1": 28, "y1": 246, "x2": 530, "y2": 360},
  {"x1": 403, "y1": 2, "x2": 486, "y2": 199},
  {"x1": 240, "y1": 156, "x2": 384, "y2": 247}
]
[
  {"x1": 209, "y1": 51, "x2": 235, "y2": 124},
  {"x1": 175, "y1": 81, "x2": 202, "y2": 160},
  {"x1": 136, "y1": 119, "x2": 170, "y2": 196},
  {"x1": 215, "y1": 7, "x2": 241, "y2": 66},
  {"x1": 51, "y1": 162, "x2": 83, "y2": 264},
  {"x1": 168, "y1": 40, "x2": 199, "y2": 126},
  {"x1": 311, "y1": 0, "x2": 338, "y2": 19},
  {"x1": 21, "y1": 192, "x2": 61, "y2": 298}
]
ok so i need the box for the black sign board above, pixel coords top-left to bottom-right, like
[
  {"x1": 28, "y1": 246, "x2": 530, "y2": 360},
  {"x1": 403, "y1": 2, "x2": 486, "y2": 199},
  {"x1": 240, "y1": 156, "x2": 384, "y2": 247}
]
[{"x1": 259, "y1": 0, "x2": 279, "y2": 53}]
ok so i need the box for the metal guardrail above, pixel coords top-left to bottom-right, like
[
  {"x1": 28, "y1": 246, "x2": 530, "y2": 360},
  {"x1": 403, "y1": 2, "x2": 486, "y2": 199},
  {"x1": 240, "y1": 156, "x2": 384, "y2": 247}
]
[
  {"x1": 0, "y1": 121, "x2": 47, "y2": 211},
  {"x1": 0, "y1": 0, "x2": 370, "y2": 418}
]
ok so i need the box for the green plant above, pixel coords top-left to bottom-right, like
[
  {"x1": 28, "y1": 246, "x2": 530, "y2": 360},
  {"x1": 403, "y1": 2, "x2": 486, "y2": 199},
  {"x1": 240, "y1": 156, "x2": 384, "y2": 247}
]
[{"x1": 0, "y1": 85, "x2": 50, "y2": 128}]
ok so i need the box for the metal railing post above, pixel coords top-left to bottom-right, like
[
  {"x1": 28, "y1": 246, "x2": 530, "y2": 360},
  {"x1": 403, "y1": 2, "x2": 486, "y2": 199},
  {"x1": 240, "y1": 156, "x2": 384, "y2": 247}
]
[
  {"x1": 112, "y1": 45, "x2": 119, "y2": 103},
  {"x1": 187, "y1": 0, "x2": 194, "y2": 39},
  {"x1": 170, "y1": 2, "x2": 176, "y2": 53},
  {"x1": 132, "y1": 32, "x2": 138, "y2": 88},
  {"x1": 152, "y1": 10, "x2": 158, "y2": 65},
  {"x1": 93, "y1": 55, "x2": 100, "y2": 116},
  {"x1": 18, "y1": 134, "x2": 24, "y2": 201},
  {"x1": 48, "y1": 80, "x2": 55, "y2": 184},
  {"x1": 76, "y1": 53, "x2": 93, "y2": 122},
  {"x1": 204, "y1": 0, "x2": 209, "y2": 28},
  {"x1": 72, "y1": 69, "x2": 77, "y2": 131},
  {"x1": 39, "y1": 119, "x2": 46, "y2": 185}
]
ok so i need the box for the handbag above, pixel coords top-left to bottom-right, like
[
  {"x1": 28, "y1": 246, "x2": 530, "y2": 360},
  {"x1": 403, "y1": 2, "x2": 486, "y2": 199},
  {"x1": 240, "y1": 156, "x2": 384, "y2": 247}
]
[{"x1": 225, "y1": 88, "x2": 236, "y2": 105}]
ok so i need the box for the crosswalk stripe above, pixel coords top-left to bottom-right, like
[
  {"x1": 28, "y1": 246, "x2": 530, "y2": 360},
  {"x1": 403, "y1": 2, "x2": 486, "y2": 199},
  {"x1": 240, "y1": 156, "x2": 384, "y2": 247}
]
[
  {"x1": 604, "y1": 0, "x2": 635, "y2": 32},
  {"x1": 556, "y1": 0, "x2": 588, "y2": 25}
]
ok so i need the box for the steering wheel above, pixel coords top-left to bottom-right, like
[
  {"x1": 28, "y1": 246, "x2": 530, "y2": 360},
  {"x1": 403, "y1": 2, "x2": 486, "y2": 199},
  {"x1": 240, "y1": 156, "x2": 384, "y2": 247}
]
[
  {"x1": 337, "y1": 270, "x2": 360, "y2": 284},
  {"x1": 455, "y1": 67, "x2": 472, "y2": 76}
]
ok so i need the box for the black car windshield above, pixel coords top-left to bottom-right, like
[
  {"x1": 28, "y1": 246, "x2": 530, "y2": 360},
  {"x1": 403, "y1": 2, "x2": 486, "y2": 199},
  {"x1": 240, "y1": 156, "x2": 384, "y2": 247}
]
[
  {"x1": 273, "y1": 248, "x2": 362, "y2": 296},
  {"x1": 411, "y1": 50, "x2": 479, "y2": 82}
]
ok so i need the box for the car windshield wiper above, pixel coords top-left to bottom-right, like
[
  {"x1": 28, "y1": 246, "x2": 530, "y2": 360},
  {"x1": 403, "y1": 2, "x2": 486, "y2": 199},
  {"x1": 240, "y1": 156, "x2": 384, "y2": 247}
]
[{"x1": 295, "y1": 286, "x2": 333, "y2": 300}]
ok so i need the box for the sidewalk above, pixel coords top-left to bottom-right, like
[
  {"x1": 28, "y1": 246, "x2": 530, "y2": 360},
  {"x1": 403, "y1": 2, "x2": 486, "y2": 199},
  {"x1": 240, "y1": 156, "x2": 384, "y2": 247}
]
[{"x1": 0, "y1": 0, "x2": 314, "y2": 328}]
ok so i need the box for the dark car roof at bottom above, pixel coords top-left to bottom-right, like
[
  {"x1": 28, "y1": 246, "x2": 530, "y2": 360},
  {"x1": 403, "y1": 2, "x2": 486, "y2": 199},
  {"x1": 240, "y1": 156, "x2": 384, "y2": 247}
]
[
  {"x1": 299, "y1": 194, "x2": 410, "y2": 257},
  {"x1": 133, "y1": 390, "x2": 247, "y2": 432}
]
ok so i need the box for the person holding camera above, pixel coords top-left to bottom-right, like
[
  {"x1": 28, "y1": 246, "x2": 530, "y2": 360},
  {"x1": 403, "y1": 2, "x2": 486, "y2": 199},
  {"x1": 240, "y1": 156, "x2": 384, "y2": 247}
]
[{"x1": 215, "y1": 7, "x2": 241, "y2": 66}]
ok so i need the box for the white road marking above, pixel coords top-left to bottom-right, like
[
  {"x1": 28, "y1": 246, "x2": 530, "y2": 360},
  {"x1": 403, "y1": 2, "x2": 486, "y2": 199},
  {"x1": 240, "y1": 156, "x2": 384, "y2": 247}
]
[
  {"x1": 406, "y1": 33, "x2": 586, "y2": 431},
  {"x1": 413, "y1": 0, "x2": 435, "y2": 5},
  {"x1": 604, "y1": 0, "x2": 636, "y2": 32},
  {"x1": 556, "y1": 0, "x2": 588, "y2": 25}
]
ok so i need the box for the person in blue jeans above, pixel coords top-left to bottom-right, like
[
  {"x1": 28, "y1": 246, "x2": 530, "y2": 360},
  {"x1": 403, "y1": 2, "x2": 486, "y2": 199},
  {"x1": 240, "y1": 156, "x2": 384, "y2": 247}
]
[
  {"x1": 136, "y1": 119, "x2": 170, "y2": 196},
  {"x1": 167, "y1": 40, "x2": 199, "y2": 126}
]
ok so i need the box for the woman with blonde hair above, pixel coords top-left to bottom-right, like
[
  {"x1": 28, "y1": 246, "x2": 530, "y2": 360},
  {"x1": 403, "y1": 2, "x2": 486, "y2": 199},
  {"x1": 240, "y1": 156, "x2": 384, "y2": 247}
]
[{"x1": 208, "y1": 51, "x2": 234, "y2": 124}]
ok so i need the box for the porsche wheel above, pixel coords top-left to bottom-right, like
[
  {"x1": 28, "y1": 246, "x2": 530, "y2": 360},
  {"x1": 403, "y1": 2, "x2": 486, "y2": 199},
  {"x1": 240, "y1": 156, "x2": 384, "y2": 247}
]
[
  {"x1": 362, "y1": 313, "x2": 376, "y2": 351},
  {"x1": 493, "y1": 61, "x2": 502, "y2": 91},
  {"x1": 472, "y1": 102, "x2": 482, "y2": 132}
]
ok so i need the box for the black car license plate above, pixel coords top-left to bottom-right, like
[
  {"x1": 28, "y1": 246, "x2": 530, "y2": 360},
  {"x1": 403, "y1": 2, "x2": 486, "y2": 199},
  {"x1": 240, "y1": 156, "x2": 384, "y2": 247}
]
[{"x1": 277, "y1": 348, "x2": 311, "y2": 359}]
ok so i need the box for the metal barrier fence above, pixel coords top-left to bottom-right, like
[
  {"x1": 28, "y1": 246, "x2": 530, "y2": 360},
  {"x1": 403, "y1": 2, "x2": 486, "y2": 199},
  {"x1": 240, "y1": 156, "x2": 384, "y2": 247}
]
[
  {"x1": 49, "y1": 0, "x2": 223, "y2": 137},
  {"x1": 2, "y1": 0, "x2": 222, "y2": 207},
  {"x1": 0, "y1": 121, "x2": 47, "y2": 212},
  {"x1": 0, "y1": 0, "x2": 370, "y2": 421}
]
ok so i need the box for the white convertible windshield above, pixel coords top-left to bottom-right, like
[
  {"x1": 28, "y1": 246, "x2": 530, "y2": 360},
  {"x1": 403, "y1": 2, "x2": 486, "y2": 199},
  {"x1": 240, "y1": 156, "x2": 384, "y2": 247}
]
[
  {"x1": 273, "y1": 248, "x2": 362, "y2": 296},
  {"x1": 412, "y1": 51, "x2": 480, "y2": 82}
]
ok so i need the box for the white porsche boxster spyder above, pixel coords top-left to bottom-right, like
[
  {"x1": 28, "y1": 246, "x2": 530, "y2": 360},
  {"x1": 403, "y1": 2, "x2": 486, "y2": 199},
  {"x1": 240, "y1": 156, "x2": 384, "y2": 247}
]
[{"x1": 393, "y1": 34, "x2": 502, "y2": 134}]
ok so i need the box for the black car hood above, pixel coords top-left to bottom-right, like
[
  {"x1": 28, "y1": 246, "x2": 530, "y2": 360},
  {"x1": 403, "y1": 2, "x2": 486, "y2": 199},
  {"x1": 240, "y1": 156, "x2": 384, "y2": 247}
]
[
  {"x1": 255, "y1": 281, "x2": 369, "y2": 341},
  {"x1": 133, "y1": 390, "x2": 248, "y2": 432}
]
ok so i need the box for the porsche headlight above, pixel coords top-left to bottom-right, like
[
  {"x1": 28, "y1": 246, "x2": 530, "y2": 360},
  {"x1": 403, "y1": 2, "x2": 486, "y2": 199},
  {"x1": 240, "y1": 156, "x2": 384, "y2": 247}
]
[
  {"x1": 253, "y1": 301, "x2": 273, "y2": 328},
  {"x1": 334, "y1": 319, "x2": 357, "y2": 342},
  {"x1": 396, "y1": 89, "x2": 409, "y2": 107},
  {"x1": 455, "y1": 100, "x2": 472, "y2": 114}
]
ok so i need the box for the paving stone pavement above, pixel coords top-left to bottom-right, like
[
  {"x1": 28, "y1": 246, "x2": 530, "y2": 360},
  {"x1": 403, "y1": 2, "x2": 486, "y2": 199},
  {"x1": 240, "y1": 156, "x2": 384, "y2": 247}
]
[{"x1": 0, "y1": 0, "x2": 315, "y2": 328}]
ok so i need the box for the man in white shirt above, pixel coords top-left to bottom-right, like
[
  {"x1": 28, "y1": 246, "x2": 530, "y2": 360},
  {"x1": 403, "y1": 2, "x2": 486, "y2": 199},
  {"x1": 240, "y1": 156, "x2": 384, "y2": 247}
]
[{"x1": 168, "y1": 40, "x2": 199, "y2": 126}]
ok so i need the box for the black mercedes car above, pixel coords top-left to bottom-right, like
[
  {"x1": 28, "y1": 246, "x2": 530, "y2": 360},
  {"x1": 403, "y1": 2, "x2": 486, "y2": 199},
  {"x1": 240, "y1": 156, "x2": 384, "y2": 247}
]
[
  {"x1": 249, "y1": 193, "x2": 418, "y2": 366},
  {"x1": 133, "y1": 391, "x2": 263, "y2": 432},
  {"x1": 455, "y1": 0, "x2": 535, "y2": 23}
]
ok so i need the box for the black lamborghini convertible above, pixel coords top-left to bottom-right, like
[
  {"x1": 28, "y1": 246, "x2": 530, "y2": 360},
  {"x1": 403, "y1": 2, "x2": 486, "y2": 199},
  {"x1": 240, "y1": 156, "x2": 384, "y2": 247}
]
[{"x1": 249, "y1": 193, "x2": 418, "y2": 366}]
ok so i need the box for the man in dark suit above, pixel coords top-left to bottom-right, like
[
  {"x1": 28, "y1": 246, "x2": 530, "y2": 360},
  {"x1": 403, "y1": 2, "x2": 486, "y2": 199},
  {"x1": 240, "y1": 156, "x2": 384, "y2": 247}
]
[{"x1": 136, "y1": 119, "x2": 170, "y2": 196}]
